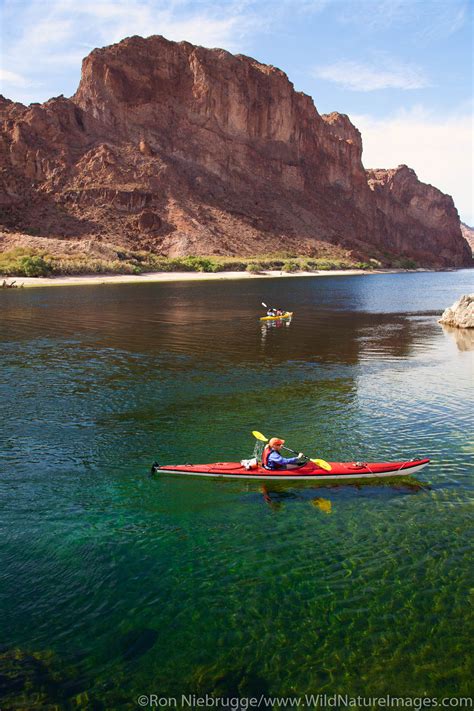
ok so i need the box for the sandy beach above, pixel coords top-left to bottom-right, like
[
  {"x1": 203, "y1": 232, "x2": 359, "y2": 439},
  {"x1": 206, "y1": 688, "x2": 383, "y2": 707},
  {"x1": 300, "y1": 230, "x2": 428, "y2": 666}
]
[{"x1": 1, "y1": 268, "x2": 411, "y2": 289}]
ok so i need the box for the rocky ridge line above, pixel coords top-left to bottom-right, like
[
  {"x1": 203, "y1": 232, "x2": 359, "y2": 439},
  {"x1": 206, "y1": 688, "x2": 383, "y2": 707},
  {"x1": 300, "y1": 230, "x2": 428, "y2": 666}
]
[{"x1": 0, "y1": 35, "x2": 471, "y2": 267}]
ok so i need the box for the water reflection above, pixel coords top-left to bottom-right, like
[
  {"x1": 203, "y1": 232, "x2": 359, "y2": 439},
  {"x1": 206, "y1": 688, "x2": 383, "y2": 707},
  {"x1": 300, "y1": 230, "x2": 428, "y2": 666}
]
[
  {"x1": 0, "y1": 279, "x2": 452, "y2": 367},
  {"x1": 1, "y1": 276, "x2": 470, "y2": 473},
  {"x1": 441, "y1": 324, "x2": 474, "y2": 351},
  {"x1": 311, "y1": 496, "x2": 332, "y2": 513},
  {"x1": 260, "y1": 315, "x2": 292, "y2": 344}
]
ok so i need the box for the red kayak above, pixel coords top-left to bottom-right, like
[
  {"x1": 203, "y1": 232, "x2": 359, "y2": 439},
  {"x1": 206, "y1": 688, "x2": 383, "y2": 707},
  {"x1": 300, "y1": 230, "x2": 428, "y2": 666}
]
[{"x1": 151, "y1": 458, "x2": 430, "y2": 481}]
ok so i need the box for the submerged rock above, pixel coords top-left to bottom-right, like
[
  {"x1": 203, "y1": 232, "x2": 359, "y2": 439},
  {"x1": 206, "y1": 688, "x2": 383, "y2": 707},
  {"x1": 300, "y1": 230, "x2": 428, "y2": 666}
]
[
  {"x1": 0, "y1": 648, "x2": 61, "y2": 708},
  {"x1": 439, "y1": 294, "x2": 474, "y2": 329},
  {"x1": 189, "y1": 661, "x2": 270, "y2": 699},
  {"x1": 119, "y1": 627, "x2": 159, "y2": 662}
]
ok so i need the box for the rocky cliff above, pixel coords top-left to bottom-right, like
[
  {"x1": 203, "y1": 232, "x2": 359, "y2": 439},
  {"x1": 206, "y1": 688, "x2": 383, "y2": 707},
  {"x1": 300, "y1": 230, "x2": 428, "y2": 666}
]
[
  {"x1": 366, "y1": 166, "x2": 470, "y2": 265},
  {"x1": 0, "y1": 35, "x2": 471, "y2": 266},
  {"x1": 461, "y1": 223, "x2": 474, "y2": 254}
]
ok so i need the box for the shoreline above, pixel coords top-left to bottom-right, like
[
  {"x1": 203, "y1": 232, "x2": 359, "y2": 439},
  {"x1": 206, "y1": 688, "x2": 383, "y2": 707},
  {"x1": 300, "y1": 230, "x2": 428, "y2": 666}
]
[{"x1": 0, "y1": 267, "x2": 435, "y2": 289}]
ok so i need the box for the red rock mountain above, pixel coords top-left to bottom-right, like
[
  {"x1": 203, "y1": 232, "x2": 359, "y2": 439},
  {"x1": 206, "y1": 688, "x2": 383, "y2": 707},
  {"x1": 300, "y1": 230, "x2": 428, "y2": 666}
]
[
  {"x1": 0, "y1": 35, "x2": 471, "y2": 266},
  {"x1": 461, "y1": 223, "x2": 474, "y2": 255}
]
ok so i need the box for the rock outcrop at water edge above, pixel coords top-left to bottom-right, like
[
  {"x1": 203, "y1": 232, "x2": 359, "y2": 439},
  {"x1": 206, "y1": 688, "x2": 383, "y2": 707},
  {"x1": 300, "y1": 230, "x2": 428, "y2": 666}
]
[{"x1": 439, "y1": 294, "x2": 474, "y2": 329}]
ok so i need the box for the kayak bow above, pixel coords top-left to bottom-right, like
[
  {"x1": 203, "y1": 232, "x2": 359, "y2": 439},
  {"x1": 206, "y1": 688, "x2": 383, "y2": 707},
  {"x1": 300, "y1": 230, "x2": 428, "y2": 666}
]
[{"x1": 151, "y1": 458, "x2": 430, "y2": 481}]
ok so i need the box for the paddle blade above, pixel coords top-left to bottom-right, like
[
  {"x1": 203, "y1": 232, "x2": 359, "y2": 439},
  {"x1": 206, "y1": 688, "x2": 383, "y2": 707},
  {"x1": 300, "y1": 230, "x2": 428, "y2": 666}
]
[
  {"x1": 310, "y1": 458, "x2": 332, "y2": 471},
  {"x1": 252, "y1": 430, "x2": 268, "y2": 442},
  {"x1": 261, "y1": 302, "x2": 268, "y2": 308},
  {"x1": 311, "y1": 497, "x2": 332, "y2": 514}
]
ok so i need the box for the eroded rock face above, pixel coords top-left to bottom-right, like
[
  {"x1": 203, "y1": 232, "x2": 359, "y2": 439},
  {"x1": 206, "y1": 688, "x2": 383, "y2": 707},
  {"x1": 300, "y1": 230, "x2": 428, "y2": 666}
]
[
  {"x1": 439, "y1": 294, "x2": 474, "y2": 328},
  {"x1": 0, "y1": 35, "x2": 471, "y2": 265},
  {"x1": 367, "y1": 166, "x2": 471, "y2": 267},
  {"x1": 461, "y1": 223, "x2": 474, "y2": 255}
]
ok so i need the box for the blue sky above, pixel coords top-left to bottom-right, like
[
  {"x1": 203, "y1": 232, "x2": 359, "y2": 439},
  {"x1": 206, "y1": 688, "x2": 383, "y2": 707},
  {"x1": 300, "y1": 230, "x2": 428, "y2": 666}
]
[{"x1": 1, "y1": 0, "x2": 472, "y2": 223}]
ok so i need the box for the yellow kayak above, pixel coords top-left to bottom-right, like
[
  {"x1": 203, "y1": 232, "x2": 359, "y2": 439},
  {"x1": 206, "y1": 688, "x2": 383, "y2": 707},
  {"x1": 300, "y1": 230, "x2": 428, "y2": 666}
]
[{"x1": 260, "y1": 311, "x2": 293, "y2": 321}]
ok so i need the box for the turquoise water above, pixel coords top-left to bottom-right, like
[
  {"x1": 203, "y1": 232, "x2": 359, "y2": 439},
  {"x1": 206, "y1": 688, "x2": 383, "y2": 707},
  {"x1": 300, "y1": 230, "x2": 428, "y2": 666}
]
[{"x1": 0, "y1": 271, "x2": 473, "y2": 708}]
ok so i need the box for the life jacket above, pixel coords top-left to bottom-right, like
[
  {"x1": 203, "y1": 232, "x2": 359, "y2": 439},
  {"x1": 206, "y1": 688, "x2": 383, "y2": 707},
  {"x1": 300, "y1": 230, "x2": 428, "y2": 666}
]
[{"x1": 262, "y1": 445, "x2": 275, "y2": 470}]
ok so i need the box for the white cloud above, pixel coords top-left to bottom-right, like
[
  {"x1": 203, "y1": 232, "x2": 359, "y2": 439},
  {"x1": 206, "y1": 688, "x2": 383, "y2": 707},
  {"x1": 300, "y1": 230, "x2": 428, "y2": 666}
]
[
  {"x1": 67, "y1": 1, "x2": 252, "y2": 49},
  {"x1": 352, "y1": 106, "x2": 474, "y2": 225},
  {"x1": 314, "y1": 59, "x2": 428, "y2": 91},
  {"x1": 0, "y1": 69, "x2": 33, "y2": 88},
  {"x1": 1, "y1": 0, "x2": 256, "y2": 103}
]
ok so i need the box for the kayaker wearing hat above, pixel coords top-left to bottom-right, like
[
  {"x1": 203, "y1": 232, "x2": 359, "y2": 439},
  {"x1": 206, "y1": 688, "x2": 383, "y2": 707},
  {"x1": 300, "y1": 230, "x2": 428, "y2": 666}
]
[{"x1": 262, "y1": 438, "x2": 305, "y2": 470}]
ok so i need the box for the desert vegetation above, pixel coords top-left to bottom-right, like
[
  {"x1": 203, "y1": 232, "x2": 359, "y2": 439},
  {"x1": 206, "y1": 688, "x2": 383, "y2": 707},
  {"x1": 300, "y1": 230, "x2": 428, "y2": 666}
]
[{"x1": 0, "y1": 248, "x2": 380, "y2": 277}]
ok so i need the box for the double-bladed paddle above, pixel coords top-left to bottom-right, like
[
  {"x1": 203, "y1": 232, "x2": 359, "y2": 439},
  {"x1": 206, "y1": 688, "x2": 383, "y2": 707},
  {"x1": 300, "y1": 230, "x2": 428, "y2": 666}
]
[
  {"x1": 252, "y1": 430, "x2": 332, "y2": 471},
  {"x1": 261, "y1": 302, "x2": 289, "y2": 318}
]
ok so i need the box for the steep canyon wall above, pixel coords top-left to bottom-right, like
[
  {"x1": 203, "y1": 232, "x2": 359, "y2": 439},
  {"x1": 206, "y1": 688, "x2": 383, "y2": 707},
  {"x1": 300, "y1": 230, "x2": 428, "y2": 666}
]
[{"x1": 0, "y1": 35, "x2": 470, "y2": 266}]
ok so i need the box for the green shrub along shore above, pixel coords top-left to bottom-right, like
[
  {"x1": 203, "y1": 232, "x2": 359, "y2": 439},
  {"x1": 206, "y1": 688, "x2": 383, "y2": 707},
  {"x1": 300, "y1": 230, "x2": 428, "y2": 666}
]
[{"x1": 0, "y1": 247, "x2": 419, "y2": 278}]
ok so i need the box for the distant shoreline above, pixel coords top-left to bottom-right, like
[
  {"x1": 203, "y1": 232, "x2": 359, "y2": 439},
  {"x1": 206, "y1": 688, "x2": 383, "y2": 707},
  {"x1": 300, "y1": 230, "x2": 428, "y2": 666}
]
[{"x1": 0, "y1": 268, "x2": 439, "y2": 289}]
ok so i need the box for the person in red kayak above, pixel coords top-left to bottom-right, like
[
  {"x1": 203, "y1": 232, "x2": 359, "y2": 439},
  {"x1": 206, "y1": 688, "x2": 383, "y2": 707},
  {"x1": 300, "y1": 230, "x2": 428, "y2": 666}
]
[{"x1": 262, "y1": 438, "x2": 305, "y2": 470}]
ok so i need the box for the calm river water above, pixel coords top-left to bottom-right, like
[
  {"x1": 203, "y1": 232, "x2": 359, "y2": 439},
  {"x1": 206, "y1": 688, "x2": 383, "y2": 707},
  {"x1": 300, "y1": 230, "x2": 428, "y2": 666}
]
[{"x1": 1, "y1": 270, "x2": 473, "y2": 708}]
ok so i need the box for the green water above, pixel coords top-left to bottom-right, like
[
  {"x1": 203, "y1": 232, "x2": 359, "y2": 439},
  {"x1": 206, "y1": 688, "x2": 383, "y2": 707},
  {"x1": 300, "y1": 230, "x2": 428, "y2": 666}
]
[{"x1": 1, "y1": 271, "x2": 473, "y2": 708}]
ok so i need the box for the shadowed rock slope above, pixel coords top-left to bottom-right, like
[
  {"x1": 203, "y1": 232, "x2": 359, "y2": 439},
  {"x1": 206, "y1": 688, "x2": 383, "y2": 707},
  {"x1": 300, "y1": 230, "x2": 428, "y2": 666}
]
[{"x1": 0, "y1": 35, "x2": 471, "y2": 267}]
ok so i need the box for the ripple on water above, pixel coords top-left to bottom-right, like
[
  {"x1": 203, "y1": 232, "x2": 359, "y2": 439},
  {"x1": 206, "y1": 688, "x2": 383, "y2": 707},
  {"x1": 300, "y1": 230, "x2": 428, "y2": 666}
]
[{"x1": 0, "y1": 273, "x2": 472, "y2": 704}]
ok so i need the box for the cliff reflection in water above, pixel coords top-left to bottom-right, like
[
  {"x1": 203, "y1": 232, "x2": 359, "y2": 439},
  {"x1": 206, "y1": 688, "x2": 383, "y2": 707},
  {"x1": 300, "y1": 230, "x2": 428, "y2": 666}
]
[
  {"x1": 1, "y1": 278, "x2": 444, "y2": 368},
  {"x1": 2, "y1": 273, "x2": 468, "y2": 471}
]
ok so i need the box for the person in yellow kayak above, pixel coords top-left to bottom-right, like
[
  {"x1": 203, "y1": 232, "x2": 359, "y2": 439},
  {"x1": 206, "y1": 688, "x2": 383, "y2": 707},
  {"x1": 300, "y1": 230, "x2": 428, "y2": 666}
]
[{"x1": 262, "y1": 438, "x2": 305, "y2": 470}]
